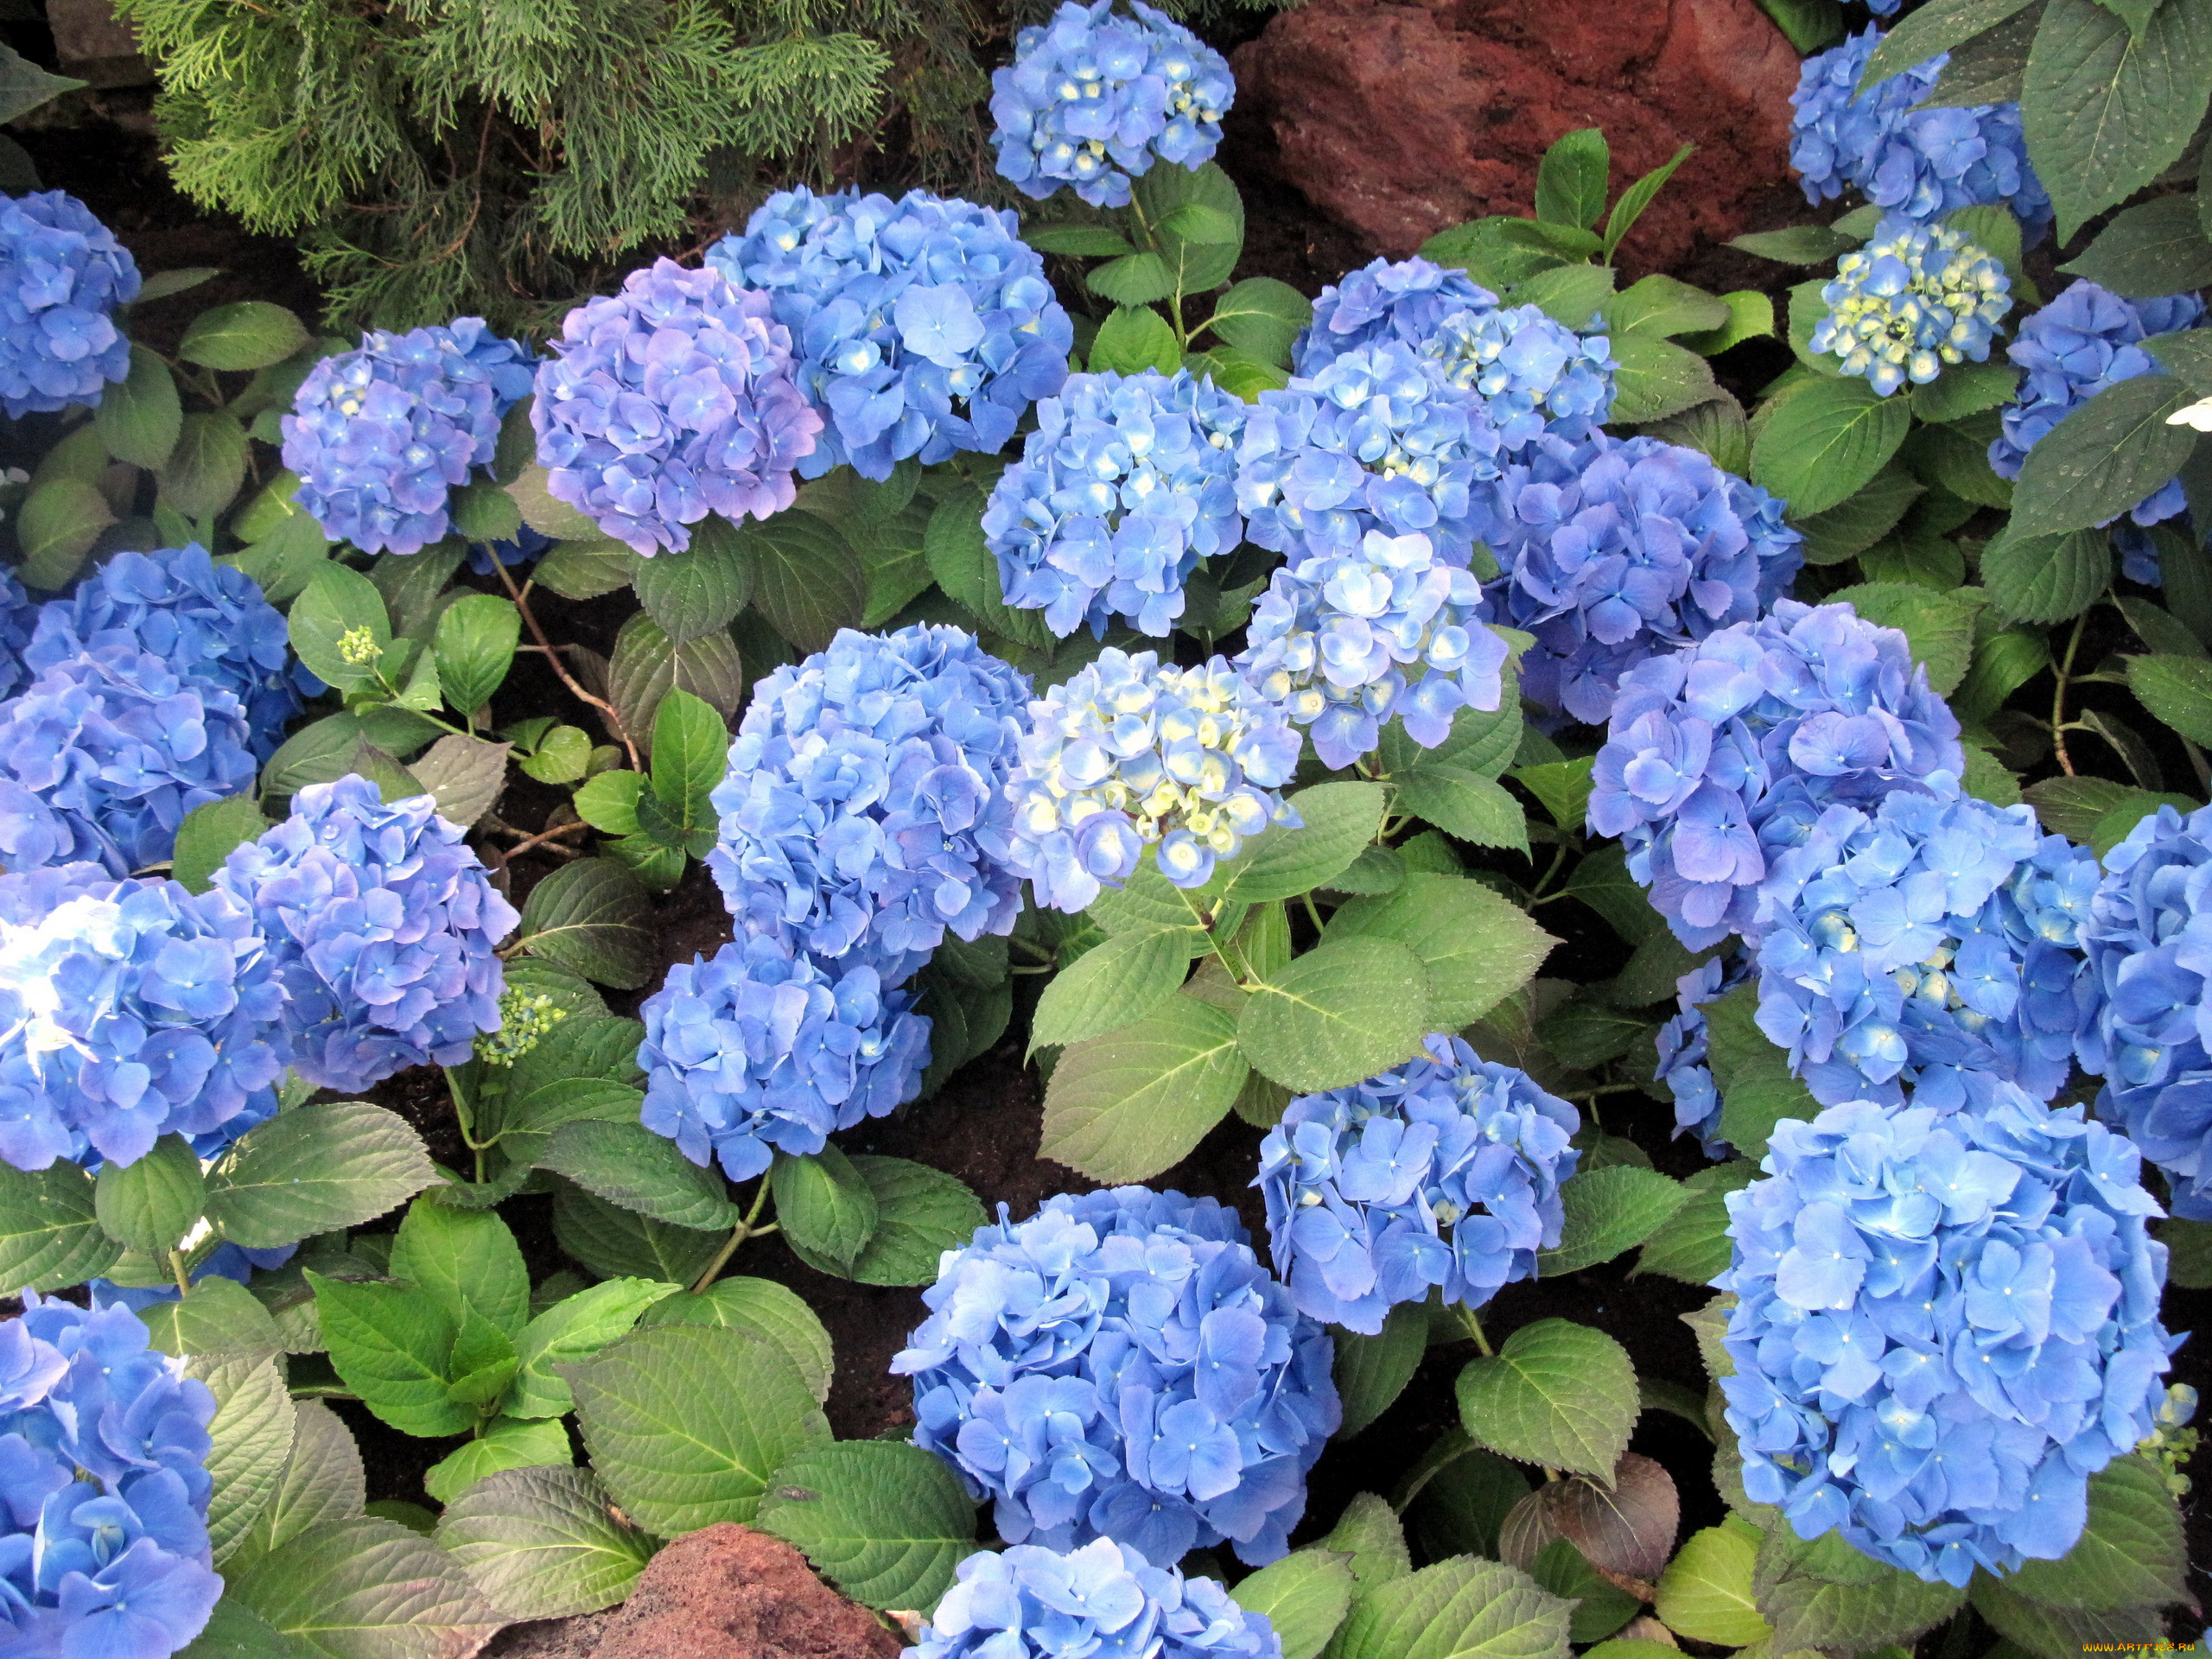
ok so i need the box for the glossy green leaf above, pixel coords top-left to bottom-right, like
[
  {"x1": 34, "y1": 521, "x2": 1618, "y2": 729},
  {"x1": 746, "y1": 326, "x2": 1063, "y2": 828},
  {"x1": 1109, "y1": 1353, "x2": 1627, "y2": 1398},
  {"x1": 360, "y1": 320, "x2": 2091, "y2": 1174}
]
[
  {"x1": 1538, "y1": 1166, "x2": 1687, "y2": 1275},
  {"x1": 771, "y1": 1145, "x2": 879, "y2": 1272},
  {"x1": 95, "y1": 1135, "x2": 207, "y2": 1254},
  {"x1": 757, "y1": 1440, "x2": 979, "y2": 1611},
  {"x1": 1326, "y1": 874, "x2": 1558, "y2": 1032},
  {"x1": 1455, "y1": 1319, "x2": 1637, "y2": 1478},
  {"x1": 226, "y1": 1516, "x2": 504, "y2": 1659},
  {"x1": 1040, "y1": 995, "x2": 1247, "y2": 1181},
  {"x1": 1240, "y1": 937, "x2": 1430, "y2": 1093},
  {"x1": 179, "y1": 302, "x2": 309, "y2": 371},
  {"x1": 515, "y1": 859, "x2": 655, "y2": 989},
  {"x1": 1230, "y1": 1550, "x2": 1357, "y2": 1659},
  {"x1": 206, "y1": 1103, "x2": 435, "y2": 1249},
  {"x1": 1330, "y1": 1556, "x2": 1573, "y2": 1659},
  {"x1": 1221, "y1": 782, "x2": 1388, "y2": 902},
  {"x1": 1751, "y1": 376, "x2": 1915, "y2": 517},
  {"x1": 436, "y1": 1464, "x2": 655, "y2": 1622}
]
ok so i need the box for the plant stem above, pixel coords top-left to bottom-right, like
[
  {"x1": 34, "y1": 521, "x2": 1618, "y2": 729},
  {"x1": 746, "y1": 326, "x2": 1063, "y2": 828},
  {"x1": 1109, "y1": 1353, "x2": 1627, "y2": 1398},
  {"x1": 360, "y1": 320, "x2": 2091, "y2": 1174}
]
[
  {"x1": 487, "y1": 817, "x2": 591, "y2": 873},
  {"x1": 1527, "y1": 842, "x2": 1571, "y2": 902},
  {"x1": 1456, "y1": 1306, "x2": 1493, "y2": 1357},
  {"x1": 168, "y1": 1251, "x2": 192, "y2": 1297},
  {"x1": 689, "y1": 1179, "x2": 778, "y2": 1295},
  {"x1": 2051, "y1": 613, "x2": 2087, "y2": 777},
  {"x1": 492, "y1": 556, "x2": 641, "y2": 769}
]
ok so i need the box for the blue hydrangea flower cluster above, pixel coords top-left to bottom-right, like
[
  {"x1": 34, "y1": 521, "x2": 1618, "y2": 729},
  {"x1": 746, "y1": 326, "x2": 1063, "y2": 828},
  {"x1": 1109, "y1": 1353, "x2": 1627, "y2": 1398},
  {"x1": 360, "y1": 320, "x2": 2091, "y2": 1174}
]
[
  {"x1": 709, "y1": 188, "x2": 1072, "y2": 480},
  {"x1": 1719, "y1": 1089, "x2": 2172, "y2": 1585},
  {"x1": 1007, "y1": 648, "x2": 1302, "y2": 910},
  {"x1": 1416, "y1": 306, "x2": 1618, "y2": 450},
  {"x1": 0, "y1": 863, "x2": 283, "y2": 1173},
  {"x1": 531, "y1": 260, "x2": 820, "y2": 555},
  {"x1": 1237, "y1": 530, "x2": 1507, "y2": 770},
  {"x1": 213, "y1": 775, "x2": 518, "y2": 1095},
  {"x1": 1810, "y1": 214, "x2": 2013, "y2": 396},
  {"x1": 0, "y1": 644, "x2": 258, "y2": 878},
  {"x1": 0, "y1": 1294, "x2": 222, "y2": 1658},
  {"x1": 1751, "y1": 791, "x2": 2100, "y2": 1109},
  {"x1": 1254, "y1": 1036, "x2": 1580, "y2": 1334},
  {"x1": 1237, "y1": 343, "x2": 1502, "y2": 565},
  {"x1": 637, "y1": 933, "x2": 931, "y2": 1185},
  {"x1": 982, "y1": 369, "x2": 1247, "y2": 639},
  {"x1": 988, "y1": 0, "x2": 1234, "y2": 209},
  {"x1": 1655, "y1": 953, "x2": 1751, "y2": 1158},
  {"x1": 2078, "y1": 802, "x2": 2212, "y2": 1221},
  {"x1": 0, "y1": 190, "x2": 139, "y2": 418},
  {"x1": 709, "y1": 625, "x2": 1033, "y2": 987},
  {"x1": 1789, "y1": 29, "x2": 2050, "y2": 240},
  {"x1": 27, "y1": 545, "x2": 310, "y2": 760},
  {"x1": 894, "y1": 1186, "x2": 1339, "y2": 1567},
  {"x1": 1291, "y1": 257, "x2": 1500, "y2": 377},
  {"x1": 0, "y1": 566, "x2": 36, "y2": 703},
  {"x1": 283, "y1": 317, "x2": 536, "y2": 556},
  {"x1": 1988, "y1": 280, "x2": 2208, "y2": 530},
  {"x1": 1481, "y1": 432, "x2": 1804, "y2": 728},
  {"x1": 1587, "y1": 599, "x2": 1965, "y2": 950},
  {"x1": 915, "y1": 1538, "x2": 1281, "y2": 1659}
]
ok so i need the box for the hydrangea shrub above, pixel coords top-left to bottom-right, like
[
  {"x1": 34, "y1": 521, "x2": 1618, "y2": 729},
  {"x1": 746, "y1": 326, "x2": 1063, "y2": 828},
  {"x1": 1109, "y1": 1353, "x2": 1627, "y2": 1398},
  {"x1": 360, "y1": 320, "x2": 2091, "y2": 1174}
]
[
  {"x1": 914, "y1": 1538, "x2": 1281, "y2": 1658},
  {"x1": 1809, "y1": 215, "x2": 2012, "y2": 396},
  {"x1": 0, "y1": 190, "x2": 139, "y2": 418}
]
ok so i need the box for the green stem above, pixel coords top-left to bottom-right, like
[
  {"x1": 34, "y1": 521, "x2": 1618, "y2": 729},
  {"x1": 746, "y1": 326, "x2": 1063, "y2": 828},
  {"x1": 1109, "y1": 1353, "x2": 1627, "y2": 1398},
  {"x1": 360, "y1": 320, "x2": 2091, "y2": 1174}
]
[
  {"x1": 1301, "y1": 891, "x2": 1325, "y2": 935},
  {"x1": 2051, "y1": 613, "x2": 2088, "y2": 777},
  {"x1": 168, "y1": 1251, "x2": 192, "y2": 1297},
  {"x1": 689, "y1": 1180, "x2": 778, "y2": 1295},
  {"x1": 1527, "y1": 842, "x2": 1572, "y2": 903},
  {"x1": 1456, "y1": 1306, "x2": 1494, "y2": 1357}
]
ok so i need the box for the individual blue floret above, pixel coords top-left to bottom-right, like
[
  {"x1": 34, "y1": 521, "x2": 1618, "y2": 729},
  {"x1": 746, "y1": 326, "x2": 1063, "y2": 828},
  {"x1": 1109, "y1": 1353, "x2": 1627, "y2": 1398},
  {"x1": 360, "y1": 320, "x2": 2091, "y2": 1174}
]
[
  {"x1": 982, "y1": 368, "x2": 1246, "y2": 639},
  {"x1": 894, "y1": 1186, "x2": 1339, "y2": 1567},
  {"x1": 988, "y1": 0, "x2": 1234, "y2": 210},
  {"x1": 1291, "y1": 257, "x2": 1500, "y2": 377},
  {"x1": 0, "y1": 863, "x2": 285, "y2": 1172},
  {"x1": 1254, "y1": 1036, "x2": 1579, "y2": 1335},
  {"x1": 708, "y1": 625, "x2": 1032, "y2": 985},
  {"x1": 709, "y1": 188, "x2": 1072, "y2": 480},
  {"x1": 1809, "y1": 214, "x2": 2012, "y2": 396},
  {"x1": 638, "y1": 933, "x2": 931, "y2": 1185},
  {"x1": 213, "y1": 775, "x2": 518, "y2": 1095},
  {"x1": 0, "y1": 1294, "x2": 223, "y2": 1658},
  {"x1": 1655, "y1": 954, "x2": 1750, "y2": 1157},
  {"x1": 1989, "y1": 280, "x2": 2208, "y2": 533},
  {"x1": 1719, "y1": 1089, "x2": 2172, "y2": 1585},
  {"x1": 532, "y1": 260, "x2": 821, "y2": 555},
  {"x1": 1790, "y1": 28, "x2": 2051, "y2": 241},
  {"x1": 283, "y1": 317, "x2": 536, "y2": 556},
  {"x1": 0, "y1": 565, "x2": 36, "y2": 702},
  {"x1": 1586, "y1": 599, "x2": 1964, "y2": 950},
  {"x1": 0, "y1": 190, "x2": 139, "y2": 417},
  {"x1": 1751, "y1": 789, "x2": 2100, "y2": 1109},
  {"x1": 915, "y1": 1538, "x2": 1281, "y2": 1658},
  {"x1": 1237, "y1": 529, "x2": 1507, "y2": 770},
  {"x1": 1006, "y1": 648, "x2": 1302, "y2": 911},
  {"x1": 1236, "y1": 342, "x2": 1503, "y2": 565},
  {"x1": 0, "y1": 644, "x2": 258, "y2": 878},
  {"x1": 25, "y1": 545, "x2": 312, "y2": 760},
  {"x1": 1481, "y1": 431, "x2": 1803, "y2": 728}
]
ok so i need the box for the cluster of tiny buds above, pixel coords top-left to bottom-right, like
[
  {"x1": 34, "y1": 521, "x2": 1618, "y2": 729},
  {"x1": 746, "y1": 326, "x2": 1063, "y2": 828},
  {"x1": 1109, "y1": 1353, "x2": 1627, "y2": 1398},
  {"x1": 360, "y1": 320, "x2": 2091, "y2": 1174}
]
[{"x1": 475, "y1": 988, "x2": 567, "y2": 1065}]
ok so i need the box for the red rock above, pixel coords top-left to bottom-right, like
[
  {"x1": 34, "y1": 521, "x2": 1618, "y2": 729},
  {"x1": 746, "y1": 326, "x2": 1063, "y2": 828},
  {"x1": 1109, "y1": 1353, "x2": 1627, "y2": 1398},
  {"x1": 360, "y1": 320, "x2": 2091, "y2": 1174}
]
[
  {"x1": 588, "y1": 1524, "x2": 903, "y2": 1659},
  {"x1": 1230, "y1": 0, "x2": 1802, "y2": 276}
]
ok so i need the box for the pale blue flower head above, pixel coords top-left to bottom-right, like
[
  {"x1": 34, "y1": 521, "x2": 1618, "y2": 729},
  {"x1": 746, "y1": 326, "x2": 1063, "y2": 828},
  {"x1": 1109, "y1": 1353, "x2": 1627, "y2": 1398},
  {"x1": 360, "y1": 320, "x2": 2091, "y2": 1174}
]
[
  {"x1": 1255, "y1": 1036, "x2": 1580, "y2": 1334},
  {"x1": 1810, "y1": 213, "x2": 2012, "y2": 396},
  {"x1": 988, "y1": 0, "x2": 1234, "y2": 209},
  {"x1": 982, "y1": 368, "x2": 1247, "y2": 639},
  {"x1": 1656, "y1": 954, "x2": 1751, "y2": 1157},
  {"x1": 1417, "y1": 305, "x2": 1617, "y2": 450},
  {"x1": 1007, "y1": 648, "x2": 1302, "y2": 911},
  {"x1": 283, "y1": 316, "x2": 536, "y2": 556},
  {"x1": 1292, "y1": 257, "x2": 1499, "y2": 376},
  {"x1": 709, "y1": 188, "x2": 1072, "y2": 479},
  {"x1": 709, "y1": 625, "x2": 1032, "y2": 985},
  {"x1": 893, "y1": 1186, "x2": 1339, "y2": 1567},
  {"x1": 638, "y1": 932, "x2": 931, "y2": 1185},
  {"x1": 0, "y1": 191, "x2": 138, "y2": 417},
  {"x1": 0, "y1": 864, "x2": 284, "y2": 1172},
  {"x1": 213, "y1": 775, "x2": 518, "y2": 1095},
  {"x1": 1719, "y1": 1089, "x2": 2171, "y2": 1585},
  {"x1": 915, "y1": 1538, "x2": 1281, "y2": 1658},
  {"x1": 1237, "y1": 529, "x2": 1507, "y2": 770}
]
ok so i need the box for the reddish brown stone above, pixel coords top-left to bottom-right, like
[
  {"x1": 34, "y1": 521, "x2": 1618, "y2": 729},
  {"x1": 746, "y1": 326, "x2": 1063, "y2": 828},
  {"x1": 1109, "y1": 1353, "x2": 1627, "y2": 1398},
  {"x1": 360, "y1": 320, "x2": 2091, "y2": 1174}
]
[
  {"x1": 1230, "y1": 0, "x2": 1802, "y2": 276},
  {"x1": 588, "y1": 1524, "x2": 904, "y2": 1659}
]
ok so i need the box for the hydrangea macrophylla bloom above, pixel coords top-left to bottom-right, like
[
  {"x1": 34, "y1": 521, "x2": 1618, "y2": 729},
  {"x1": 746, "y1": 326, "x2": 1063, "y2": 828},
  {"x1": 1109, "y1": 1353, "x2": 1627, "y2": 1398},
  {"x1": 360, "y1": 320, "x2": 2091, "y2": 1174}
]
[
  {"x1": 1237, "y1": 530, "x2": 1506, "y2": 770},
  {"x1": 1751, "y1": 790, "x2": 2100, "y2": 1109},
  {"x1": 2079, "y1": 802, "x2": 2212, "y2": 1220},
  {"x1": 982, "y1": 368, "x2": 1246, "y2": 639},
  {"x1": 1254, "y1": 1036, "x2": 1579, "y2": 1334},
  {"x1": 213, "y1": 775, "x2": 518, "y2": 1095},
  {"x1": 894, "y1": 1186, "x2": 1339, "y2": 1567},
  {"x1": 0, "y1": 864, "x2": 284, "y2": 1171},
  {"x1": 0, "y1": 566, "x2": 35, "y2": 703},
  {"x1": 709, "y1": 188, "x2": 1071, "y2": 480},
  {"x1": 1718, "y1": 1089, "x2": 2172, "y2": 1585},
  {"x1": 988, "y1": 0, "x2": 1233, "y2": 209},
  {"x1": 1810, "y1": 214, "x2": 2012, "y2": 396},
  {"x1": 27, "y1": 544, "x2": 311, "y2": 760},
  {"x1": 1655, "y1": 954, "x2": 1750, "y2": 1157},
  {"x1": 531, "y1": 259, "x2": 819, "y2": 555},
  {"x1": 282, "y1": 317, "x2": 536, "y2": 556},
  {"x1": 708, "y1": 625, "x2": 1031, "y2": 985},
  {"x1": 914, "y1": 1538, "x2": 1281, "y2": 1659},
  {"x1": 1789, "y1": 29, "x2": 2050, "y2": 239},
  {"x1": 1988, "y1": 280, "x2": 2208, "y2": 531},
  {"x1": 1481, "y1": 432, "x2": 1803, "y2": 728},
  {"x1": 1415, "y1": 305, "x2": 1617, "y2": 450},
  {"x1": 0, "y1": 190, "x2": 139, "y2": 418},
  {"x1": 1291, "y1": 257, "x2": 1500, "y2": 377},
  {"x1": 1236, "y1": 342, "x2": 1502, "y2": 565},
  {"x1": 1587, "y1": 599, "x2": 1965, "y2": 950},
  {"x1": 0, "y1": 1295, "x2": 222, "y2": 1658},
  {"x1": 0, "y1": 645, "x2": 258, "y2": 878},
  {"x1": 638, "y1": 934, "x2": 931, "y2": 1184},
  {"x1": 1006, "y1": 648, "x2": 1301, "y2": 910}
]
